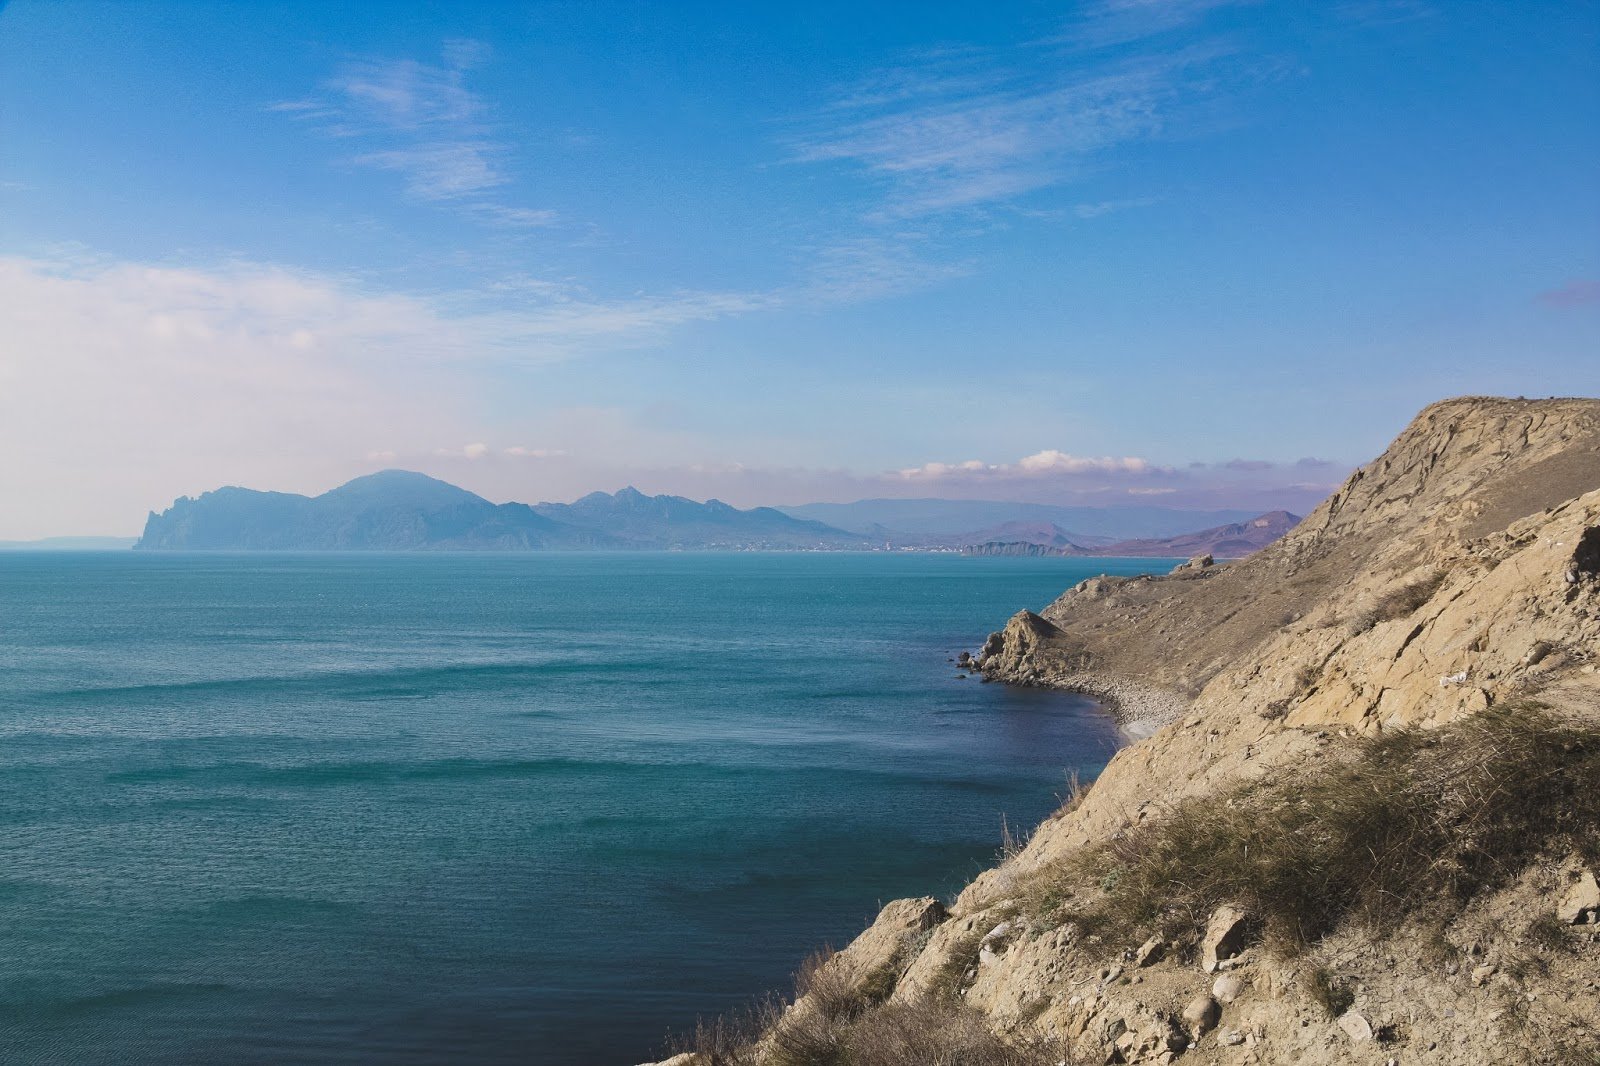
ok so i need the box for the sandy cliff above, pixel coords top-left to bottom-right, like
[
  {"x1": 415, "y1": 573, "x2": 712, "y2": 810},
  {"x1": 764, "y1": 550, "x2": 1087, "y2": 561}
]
[{"x1": 652, "y1": 397, "x2": 1600, "y2": 1066}]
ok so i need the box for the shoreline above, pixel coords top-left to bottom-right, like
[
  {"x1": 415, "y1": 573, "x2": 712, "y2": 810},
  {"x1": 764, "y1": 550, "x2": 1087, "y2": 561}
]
[{"x1": 985, "y1": 667, "x2": 1187, "y2": 742}]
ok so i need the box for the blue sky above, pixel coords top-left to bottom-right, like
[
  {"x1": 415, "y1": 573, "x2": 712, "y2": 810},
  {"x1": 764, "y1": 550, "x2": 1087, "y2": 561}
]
[{"x1": 1, "y1": 0, "x2": 1597, "y2": 536}]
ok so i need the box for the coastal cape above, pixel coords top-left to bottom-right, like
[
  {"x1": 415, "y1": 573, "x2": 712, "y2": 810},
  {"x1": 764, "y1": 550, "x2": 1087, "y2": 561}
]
[{"x1": 650, "y1": 396, "x2": 1600, "y2": 1066}]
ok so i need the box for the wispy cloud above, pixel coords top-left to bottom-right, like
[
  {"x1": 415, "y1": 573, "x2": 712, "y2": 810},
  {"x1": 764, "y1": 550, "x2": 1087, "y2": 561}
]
[
  {"x1": 464, "y1": 203, "x2": 560, "y2": 229},
  {"x1": 272, "y1": 42, "x2": 553, "y2": 225},
  {"x1": 1073, "y1": 195, "x2": 1159, "y2": 218},
  {"x1": 1332, "y1": 1, "x2": 1439, "y2": 29},
  {"x1": 791, "y1": 9, "x2": 1257, "y2": 219},
  {"x1": 795, "y1": 236, "x2": 971, "y2": 303},
  {"x1": 0, "y1": 251, "x2": 801, "y2": 534},
  {"x1": 898, "y1": 449, "x2": 1163, "y2": 480},
  {"x1": 1537, "y1": 279, "x2": 1600, "y2": 309},
  {"x1": 1073, "y1": 0, "x2": 1257, "y2": 46},
  {"x1": 354, "y1": 142, "x2": 507, "y2": 200}
]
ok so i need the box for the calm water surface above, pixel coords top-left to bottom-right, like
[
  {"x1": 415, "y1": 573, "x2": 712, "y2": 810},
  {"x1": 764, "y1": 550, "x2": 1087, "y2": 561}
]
[{"x1": 0, "y1": 552, "x2": 1170, "y2": 1064}]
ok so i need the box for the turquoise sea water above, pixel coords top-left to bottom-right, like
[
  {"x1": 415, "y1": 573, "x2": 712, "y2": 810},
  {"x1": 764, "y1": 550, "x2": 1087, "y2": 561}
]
[{"x1": 0, "y1": 552, "x2": 1170, "y2": 1064}]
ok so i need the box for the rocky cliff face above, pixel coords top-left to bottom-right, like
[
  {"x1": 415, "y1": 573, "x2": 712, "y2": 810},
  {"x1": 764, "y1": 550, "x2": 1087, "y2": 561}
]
[{"x1": 653, "y1": 397, "x2": 1600, "y2": 1066}]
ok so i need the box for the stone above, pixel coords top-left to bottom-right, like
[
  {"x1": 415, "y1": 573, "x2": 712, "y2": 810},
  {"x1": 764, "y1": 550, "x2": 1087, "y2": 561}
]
[
  {"x1": 822, "y1": 896, "x2": 946, "y2": 1002},
  {"x1": 1134, "y1": 935, "x2": 1166, "y2": 967},
  {"x1": 1557, "y1": 870, "x2": 1600, "y2": 924},
  {"x1": 1336, "y1": 1011, "x2": 1374, "y2": 1042},
  {"x1": 1471, "y1": 964, "x2": 1496, "y2": 987},
  {"x1": 1201, "y1": 905, "x2": 1249, "y2": 973},
  {"x1": 1212, "y1": 972, "x2": 1247, "y2": 1004},
  {"x1": 1182, "y1": 994, "x2": 1221, "y2": 1037}
]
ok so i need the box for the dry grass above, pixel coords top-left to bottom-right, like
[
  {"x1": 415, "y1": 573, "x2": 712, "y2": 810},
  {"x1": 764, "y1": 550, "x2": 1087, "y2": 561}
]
[
  {"x1": 1306, "y1": 966, "x2": 1354, "y2": 1019},
  {"x1": 672, "y1": 947, "x2": 1074, "y2": 1066},
  {"x1": 1349, "y1": 570, "x2": 1447, "y2": 633},
  {"x1": 1022, "y1": 703, "x2": 1600, "y2": 953},
  {"x1": 829, "y1": 1001, "x2": 1071, "y2": 1066},
  {"x1": 759, "y1": 999, "x2": 1072, "y2": 1066},
  {"x1": 925, "y1": 927, "x2": 986, "y2": 1002},
  {"x1": 1050, "y1": 769, "x2": 1090, "y2": 820}
]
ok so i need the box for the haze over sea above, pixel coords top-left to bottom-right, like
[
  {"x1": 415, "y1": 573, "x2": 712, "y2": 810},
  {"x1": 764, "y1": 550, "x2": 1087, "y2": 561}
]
[{"x1": 0, "y1": 552, "x2": 1164, "y2": 1064}]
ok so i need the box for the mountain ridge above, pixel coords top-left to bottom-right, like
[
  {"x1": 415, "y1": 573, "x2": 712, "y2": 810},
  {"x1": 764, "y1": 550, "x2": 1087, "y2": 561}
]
[
  {"x1": 133, "y1": 473, "x2": 1306, "y2": 554},
  {"x1": 135, "y1": 472, "x2": 872, "y2": 551},
  {"x1": 779, "y1": 498, "x2": 1265, "y2": 542}
]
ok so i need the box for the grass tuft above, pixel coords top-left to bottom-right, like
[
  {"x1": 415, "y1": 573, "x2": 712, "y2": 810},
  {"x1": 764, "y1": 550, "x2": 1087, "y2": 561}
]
[
  {"x1": 1307, "y1": 966, "x2": 1354, "y2": 1018},
  {"x1": 1349, "y1": 570, "x2": 1447, "y2": 633}
]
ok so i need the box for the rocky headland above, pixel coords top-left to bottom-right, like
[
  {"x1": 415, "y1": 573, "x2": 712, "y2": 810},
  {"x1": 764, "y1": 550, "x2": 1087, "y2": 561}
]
[
  {"x1": 959, "y1": 511, "x2": 1300, "y2": 561},
  {"x1": 648, "y1": 396, "x2": 1600, "y2": 1066}
]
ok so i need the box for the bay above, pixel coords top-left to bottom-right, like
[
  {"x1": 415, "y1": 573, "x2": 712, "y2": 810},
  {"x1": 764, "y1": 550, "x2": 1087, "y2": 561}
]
[{"x1": 0, "y1": 552, "x2": 1170, "y2": 1064}]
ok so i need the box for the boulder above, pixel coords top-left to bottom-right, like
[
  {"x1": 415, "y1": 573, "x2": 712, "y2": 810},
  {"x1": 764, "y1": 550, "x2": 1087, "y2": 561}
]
[
  {"x1": 1201, "y1": 905, "x2": 1249, "y2": 973},
  {"x1": 1133, "y1": 935, "x2": 1166, "y2": 968},
  {"x1": 1212, "y1": 972, "x2": 1247, "y2": 1004},
  {"x1": 981, "y1": 920, "x2": 1013, "y2": 945},
  {"x1": 1557, "y1": 870, "x2": 1600, "y2": 924},
  {"x1": 1337, "y1": 1011, "x2": 1374, "y2": 1043},
  {"x1": 819, "y1": 896, "x2": 947, "y2": 999},
  {"x1": 1182, "y1": 993, "x2": 1221, "y2": 1037}
]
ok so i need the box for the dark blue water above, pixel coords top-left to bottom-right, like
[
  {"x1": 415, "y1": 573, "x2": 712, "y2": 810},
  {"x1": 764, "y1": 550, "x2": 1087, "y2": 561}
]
[{"x1": 0, "y1": 552, "x2": 1168, "y2": 1065}]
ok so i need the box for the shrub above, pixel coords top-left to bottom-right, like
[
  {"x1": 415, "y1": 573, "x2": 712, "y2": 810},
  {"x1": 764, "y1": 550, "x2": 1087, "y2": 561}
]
[
  {"x1": 1029, "y1": 703, "x2": 1600, "y2": 952},
  {"x1": 675, "y1": 997, "x2": 778, "y2": 1066},
  {"x1": 926, "y1": 928, "x2": 986, "y2": 1002},
  {"x1": 1372, "y1": 570, "x2": 1447, "y2": 620},
  {"x1": 1306, "y1": 966, "x2": 1354, "y2": 1018},
  {"x1": 1351, "y1": 570, "x2": 1447, "y2": 634}
]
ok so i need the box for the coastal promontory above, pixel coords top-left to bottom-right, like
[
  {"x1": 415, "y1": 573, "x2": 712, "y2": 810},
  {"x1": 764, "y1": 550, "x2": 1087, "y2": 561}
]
[{"x1": 656, "y1": 396, "x2": 1600, "y2": 1066}]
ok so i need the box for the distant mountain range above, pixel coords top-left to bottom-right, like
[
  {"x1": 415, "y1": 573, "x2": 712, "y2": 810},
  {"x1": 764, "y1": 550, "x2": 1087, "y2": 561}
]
[
  {"x1": 776, "y1": 498, "x2": 1262, "y2": 542},
  {"x1": 0, "y1": 536, "x2": 139, "y2": 551},
  {"x1": 959, "y1": 510, "x2": 1301, "y2": 559},
  {"x1": 130, "y1": 471, "x2": 1300, "y2": 555},
  {"x1": 134, "y1": 471, "x2": 873, "y2": 551}
]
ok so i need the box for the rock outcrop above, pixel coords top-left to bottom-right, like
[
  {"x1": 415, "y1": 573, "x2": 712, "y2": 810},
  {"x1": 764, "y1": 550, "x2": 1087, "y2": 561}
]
[{"x1": 652, "y1": 397, "x2": 1600, "y2": 1066}]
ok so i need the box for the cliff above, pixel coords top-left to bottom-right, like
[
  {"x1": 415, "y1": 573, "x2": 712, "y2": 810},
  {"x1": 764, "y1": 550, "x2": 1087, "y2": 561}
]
[{"x1": 653, "y1": 397, "x2": 1600, "y2": 1066}]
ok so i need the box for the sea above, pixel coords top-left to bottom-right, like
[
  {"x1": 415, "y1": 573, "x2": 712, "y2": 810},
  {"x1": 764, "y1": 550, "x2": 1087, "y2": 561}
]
[{"x1": 0, "y1": 551, "x2": 1172, "y2": 1065}]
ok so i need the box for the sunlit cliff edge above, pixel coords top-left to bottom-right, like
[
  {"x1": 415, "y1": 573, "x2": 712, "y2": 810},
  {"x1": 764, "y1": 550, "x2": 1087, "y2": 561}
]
[{"x1": 648, "y1": 396, "x2": 1600, "y2": 1066}]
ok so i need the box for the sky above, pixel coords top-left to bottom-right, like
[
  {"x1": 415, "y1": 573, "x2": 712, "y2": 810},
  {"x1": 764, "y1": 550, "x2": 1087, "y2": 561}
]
[{"x1": 0, "y1": 0, "x2": 1597, "y2": 537}]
